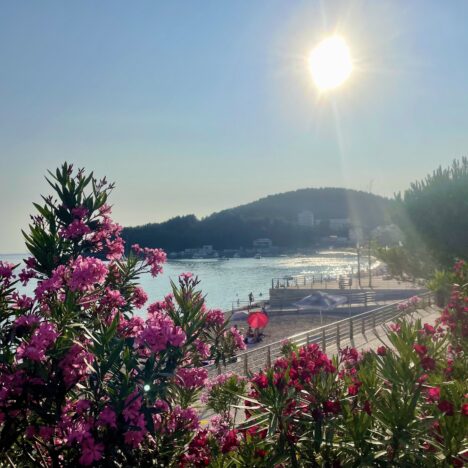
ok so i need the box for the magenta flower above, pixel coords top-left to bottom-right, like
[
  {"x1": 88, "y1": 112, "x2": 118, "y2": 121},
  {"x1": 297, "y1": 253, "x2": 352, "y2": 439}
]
[
  {"x1": 79, "y1": 437, "x2": 104, "y2": 466},
  {"x1": 98, "y1": 406, "x2": 117, "y2": 429},
  {"x1": 437, "y1": 400, "x2": 454, "y2": 416},
  {"x1": 60, "y1": 219, "x2": 91, "y2": 239},
  {"x1": 427, "y1": 387, "x2": 440, "y2": 402},
  {"x1": 176, "y1": 367, "x2": 208, "y2": 389},
  {"x1": 68, "y1": 256, "x2": 108, "y2": 292}
]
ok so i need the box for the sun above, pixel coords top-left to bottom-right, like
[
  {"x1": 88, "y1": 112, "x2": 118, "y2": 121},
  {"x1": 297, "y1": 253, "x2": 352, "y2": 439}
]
[{"x1": 309, "y1": 36, "x2": 352, "y2": 91}]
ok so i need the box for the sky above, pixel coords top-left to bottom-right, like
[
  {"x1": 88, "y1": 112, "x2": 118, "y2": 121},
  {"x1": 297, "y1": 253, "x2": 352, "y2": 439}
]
[{"x1": 1, "y1": 1, "x2": 468, "y2": 252}]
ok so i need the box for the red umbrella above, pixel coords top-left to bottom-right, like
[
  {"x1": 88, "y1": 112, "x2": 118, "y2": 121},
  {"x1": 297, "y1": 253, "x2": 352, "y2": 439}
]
[{"x1": 247, "y1": 311, "x2": 269, "y2": 329}]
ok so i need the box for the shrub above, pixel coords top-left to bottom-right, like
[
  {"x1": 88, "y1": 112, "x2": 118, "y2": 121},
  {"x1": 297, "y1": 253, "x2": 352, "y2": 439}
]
[{"x1": 0, "y1": 164, "x2": 245, "y2": 466}]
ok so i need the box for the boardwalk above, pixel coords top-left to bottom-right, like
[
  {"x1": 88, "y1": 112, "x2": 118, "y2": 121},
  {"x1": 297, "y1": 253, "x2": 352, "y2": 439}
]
[{"x1": 216, "y1": 294, "x2": 438, "y2": 378}]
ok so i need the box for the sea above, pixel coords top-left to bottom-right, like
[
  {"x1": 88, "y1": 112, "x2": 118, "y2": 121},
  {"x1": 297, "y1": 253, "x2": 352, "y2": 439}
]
[{"x1": 0, "y1": 252, "x2": 367, "y2": 311}]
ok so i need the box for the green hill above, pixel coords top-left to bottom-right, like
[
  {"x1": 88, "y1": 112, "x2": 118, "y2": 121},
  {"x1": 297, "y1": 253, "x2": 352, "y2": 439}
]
[{"x1": 122, "y1": 188, "x2": 393, "y2": 252}]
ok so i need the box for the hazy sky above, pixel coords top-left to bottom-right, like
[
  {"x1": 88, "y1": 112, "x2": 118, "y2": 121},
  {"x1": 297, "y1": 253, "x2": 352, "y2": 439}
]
[{"x1": 1, "y1": 1, "x2": 468, "y2": 252}]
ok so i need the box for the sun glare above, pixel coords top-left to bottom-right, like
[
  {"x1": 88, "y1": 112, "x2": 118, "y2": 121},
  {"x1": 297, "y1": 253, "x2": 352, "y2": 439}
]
[{"x1": 309, "y1": 36, "x2": 352, "y2": 91}]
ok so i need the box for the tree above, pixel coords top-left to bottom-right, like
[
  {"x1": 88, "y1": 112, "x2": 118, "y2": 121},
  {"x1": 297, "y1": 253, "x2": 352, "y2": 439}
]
[{"x1": 378, "y1": 158, "x2": 468, "y2": 278}]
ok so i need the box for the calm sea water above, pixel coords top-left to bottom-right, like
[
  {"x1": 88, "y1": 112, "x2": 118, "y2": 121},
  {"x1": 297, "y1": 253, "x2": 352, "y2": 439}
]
[{"x1": 1, "y1": 252, "x2": 363, "y2": 311}]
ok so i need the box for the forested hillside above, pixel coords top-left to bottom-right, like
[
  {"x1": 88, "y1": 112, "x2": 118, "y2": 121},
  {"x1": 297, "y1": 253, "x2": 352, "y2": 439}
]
[{"x1": 122, "y1": 188, "x2": 393, "y2": 251}]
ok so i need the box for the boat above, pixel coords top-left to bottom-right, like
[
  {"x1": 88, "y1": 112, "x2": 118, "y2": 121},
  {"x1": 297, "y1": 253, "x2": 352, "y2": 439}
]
[{"x1": 254, "y1": 253, "x2": 262, "y2": 259}]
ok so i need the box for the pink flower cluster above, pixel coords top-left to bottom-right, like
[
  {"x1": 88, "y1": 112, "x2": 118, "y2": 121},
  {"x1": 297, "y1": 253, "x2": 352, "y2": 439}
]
[
  {"x1": 135, "y1": 311, "x2": 186, "y2": 354},
  {"x1": 176, "y1": 367, "x2": 208, "y2": 389},
  {"x1": 227, "y1": 325, "x2": 247, "y2": 351},
  {"x1": 16, "y1": 322, "x2": 59, "y2": 362},
  {"x1": 69, "y1": 256, "x2": 108, "y2": 292},
  {"x1": 397, "y1": 295, "x2": 422, "y2": 311},
  {"x1": 122, "y1": 391, "x2": 147, "y2": 448},
  {"x1": 60, "y1": 219, "x2": 91, "y2": 240},
  {"x1": 59, "y1": 343, "x2": 95, "y2": 388},
  {"x1": 0, "y1": 261, "x2": 15, "y2": 282},
  {"x1": 204, "y1": 308, "x2": 225, "y2": 327},
  {"x1": 132, "y1": 244, "x2": 166, "y2": 277}
]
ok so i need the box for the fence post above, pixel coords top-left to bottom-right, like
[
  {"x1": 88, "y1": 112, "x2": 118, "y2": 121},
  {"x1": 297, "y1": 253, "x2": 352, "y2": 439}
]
[
  {"x1": 243, "y1": 354, "x2": 248, "y2": 376},
  {"x1": 372, "y1": 313, "x2": 376, "y2": 329},
  {"x1": 349, "y1": 319, "x2": 354, "y2": 341},
  {"x1": 361, "y1": 317, "x2": 365, "y2": 335},
  {"x1": 272, "y1": 279, "x2": 274, "y2": 289},
  {"x1": 336, "y1": 324, "x2": 340, "y2": 349},
  {"x1": 322, "y1": 328, "x2": 326, "y2": 351},
  {"x1": 307, "y1": 334, "x2": 310, "y2": 345},
  {"x1": 266, "y1": 346, "x2": 272, "y2": 368}
]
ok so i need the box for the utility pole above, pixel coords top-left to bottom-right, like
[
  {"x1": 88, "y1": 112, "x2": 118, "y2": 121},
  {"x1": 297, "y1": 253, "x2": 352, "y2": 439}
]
[
  {"x1": 357, "y1": 243, "x2": 361, "y2": 288},
  {"x1": 368, "y1": 238, "x2": 372, "y2": 288}
]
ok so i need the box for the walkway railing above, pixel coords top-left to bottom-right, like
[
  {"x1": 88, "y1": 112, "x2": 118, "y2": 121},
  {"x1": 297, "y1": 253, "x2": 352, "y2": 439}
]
[{"x1": 213, "y1": 292, "x2": 433, "y2": 377}]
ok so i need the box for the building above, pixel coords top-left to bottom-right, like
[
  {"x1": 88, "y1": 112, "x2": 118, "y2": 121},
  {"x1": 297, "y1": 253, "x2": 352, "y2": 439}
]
[
  {"x1": 297, "y1": 210, "x2": 315, "y2": 227},
  {"x1": 253, "y1": 238, "x2": 273, "y2": 250}
]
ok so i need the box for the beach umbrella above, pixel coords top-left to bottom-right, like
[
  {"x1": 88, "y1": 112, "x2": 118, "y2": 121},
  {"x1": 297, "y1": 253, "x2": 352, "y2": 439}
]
[
  {"x1": 230, "y1": 310, "x2": 249, "y2": 321},
  {"x1": 293, "y1": 291, "x2": 347, "y2": 311},
  {"x1": 247, "y1": 311, "x2": 269, "y2": 329}
]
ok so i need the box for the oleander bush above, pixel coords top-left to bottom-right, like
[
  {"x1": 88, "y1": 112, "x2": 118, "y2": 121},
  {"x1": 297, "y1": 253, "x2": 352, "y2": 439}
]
[
  {"x1": 0, "y1": 164, "x2": 246, "y2": 466},
  {"x1": 0, "y1": 164, "x2": 467, "y2": 467},
  {"x1": 200, "y1": 262, "x2": 467, "y2": 467}
]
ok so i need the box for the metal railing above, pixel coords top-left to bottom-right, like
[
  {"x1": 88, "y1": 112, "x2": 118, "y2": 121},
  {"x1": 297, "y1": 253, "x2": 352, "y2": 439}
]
[{"x1": 212, "y1": 292, "x2": 433, "y2": 377}]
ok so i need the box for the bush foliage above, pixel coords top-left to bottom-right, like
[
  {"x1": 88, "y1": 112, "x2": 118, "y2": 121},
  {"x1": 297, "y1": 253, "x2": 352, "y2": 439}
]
[{"x1": 0, "y1": 164, "x2": 466, "y2": 467}]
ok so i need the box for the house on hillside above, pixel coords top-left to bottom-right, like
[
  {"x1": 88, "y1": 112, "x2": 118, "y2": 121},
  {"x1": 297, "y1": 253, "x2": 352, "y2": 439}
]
[{"x1": 297, "y1": 210, "x2": 315, "y2": 227}]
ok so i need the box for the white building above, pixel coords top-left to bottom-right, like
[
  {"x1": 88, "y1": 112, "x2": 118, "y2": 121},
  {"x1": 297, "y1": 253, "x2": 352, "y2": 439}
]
[
  {"x1": 297, "y1": 210, "x2": 315, "y2": 227},
  {"x1": 253, "y1": 238, "x2": 273, "y2": 249}
]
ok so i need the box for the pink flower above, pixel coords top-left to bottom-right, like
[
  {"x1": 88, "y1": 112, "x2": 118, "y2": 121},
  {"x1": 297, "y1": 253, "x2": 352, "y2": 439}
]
[
  {"x1": 421, "y1": 356, "x2": 436, "y2": 371},
  {"x1": 348, "y1": 383, "x2": 361, "y2": 396},
  {"x1": 422, "y1": 323, "x2": 436, "y2": 335},
  {"x1": 123, "y1": 391, "x2": 143, "y2": 424},
  {"x1": 16, "y1": 322, "x2": 59, "y2": 362},
  {"x1": 105, "y1": 237, "x2": 125, "y2": 260},
  {"x1": 413, "y1": 344, "x2": 427, "y2": 357},
  {"x1": 35, "y1": 265, "x2": 66, "y2": 299},
  {"x1": 60, "y1": 219, "x2": 91, "y2": 239},
  {"x1": 205, "y1": 309, "x2": 225, "y2": 327},
  {"x1": 323, "y1": 400, "x2": 341, "y2": 414},
  {"x1": 389, "y1": 323, "x2": 401, "y2": 332},
  {"x1": 132, "y1": 244, "x2": 166, "y2": 277},
  {"x1": 427, "y1": 387, "x2": 440, "y2": 402},
  {"x1": 166, "y1": 406, "x2": 199, "y2": 433},
  {"x1": 377, "y1": 346, "x2": 387, "y2": 356},
  {"x1": 228, "y1": 325, "x2": 247, "y2": 351},
  {"x1": 195, "y1": 339, "x2": 211, "y2": 359},
  {"x1": 14, "y1": 314, "x2": 40, "y2": 329},
  {"x1": 59, "y1": 344, "x2": 94, "y2": 388},
  {"x1": 18, "y1": 268, "x2": 36, "y2": 285},
  {"x1": 98, "y1": 406, "x2": 117, "y2": 429},
  {"x1": 79, "y1": 437, "x2": 104, "y2": 466},
  {"x1": 101, "y1": 288, "x2": 126, "y2": 308},
  {"x1": 363, "y1": 400, "x2": 372, "y2": 415},
  {"x1": 135, "y1": 312, "x2": 186, "y2": 353},
  {"x1": 68, "y1": 256, "x2": 108, "y2": 292},
  {"x1": 462, "y1": 403, "x2": 468, "y2": 416},
  {"x1": 438, "y1": 400, "x2": 454, "y2": 416},
  {"x1": 124, "y1": 429, "x2": 146, "y2": 448},
  {"x1": 176, "y1": 368, "x2": 208, "y2": 389},
  {"x1": 75, "y1": 400, "x2": 91, "y2": 414},
  {"x1": 131, "y1": 286, "x2": 148, "y2": 309},
  {"x1": 179, "y1": 272, "x2": 193, "y2": 282},
  {"x1": 0, "y1": 261, "x2": 15, "y2": 282}
]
